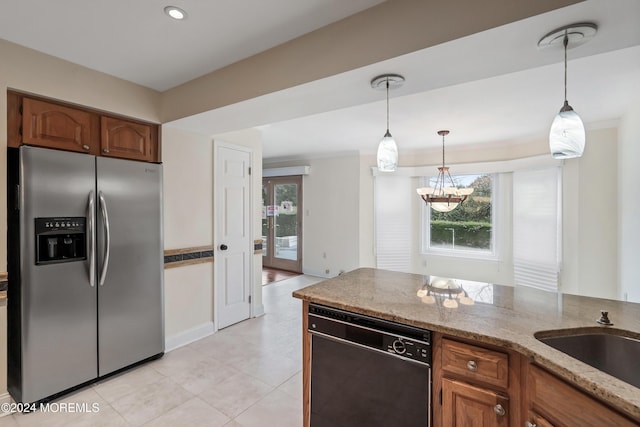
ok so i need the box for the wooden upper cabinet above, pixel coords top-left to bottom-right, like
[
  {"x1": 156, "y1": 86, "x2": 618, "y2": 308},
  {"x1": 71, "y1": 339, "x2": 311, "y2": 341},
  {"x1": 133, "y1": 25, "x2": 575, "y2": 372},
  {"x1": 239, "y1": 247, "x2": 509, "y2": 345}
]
[
  {"x1": 7, "y1": 92, "x2": 160, "y2": 163},
  {"x1": 101, "y1": 116, "x2": 156, "y2": 162},
  {"x1": 21, "y1": 97, "x2": 98, "y2": 154}
]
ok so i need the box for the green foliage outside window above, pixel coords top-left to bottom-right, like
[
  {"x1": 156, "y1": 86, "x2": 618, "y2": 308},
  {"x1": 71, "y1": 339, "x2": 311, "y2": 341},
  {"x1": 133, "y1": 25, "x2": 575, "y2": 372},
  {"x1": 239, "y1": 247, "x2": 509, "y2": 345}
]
[{"x1": 430, "y1": 174, "x2": 493, "y2": 250}]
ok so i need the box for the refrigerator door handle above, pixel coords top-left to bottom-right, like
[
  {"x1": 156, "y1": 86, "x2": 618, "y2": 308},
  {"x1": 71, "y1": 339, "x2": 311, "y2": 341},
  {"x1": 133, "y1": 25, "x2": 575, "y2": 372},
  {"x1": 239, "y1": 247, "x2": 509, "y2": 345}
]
[
  {"x1": 88, "y1": 191, "x2": 96, "y2": 287},
  {"x1": 98, "y1": 191, "x2": 111, "y2": 286}
]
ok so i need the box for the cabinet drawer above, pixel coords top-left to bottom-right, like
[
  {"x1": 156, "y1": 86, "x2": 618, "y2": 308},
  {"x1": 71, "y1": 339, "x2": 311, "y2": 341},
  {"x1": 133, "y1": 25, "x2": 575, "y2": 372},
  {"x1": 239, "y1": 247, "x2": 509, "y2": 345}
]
[{"x1": 442, "y1": 338, "x2": 509, "y2": 389}]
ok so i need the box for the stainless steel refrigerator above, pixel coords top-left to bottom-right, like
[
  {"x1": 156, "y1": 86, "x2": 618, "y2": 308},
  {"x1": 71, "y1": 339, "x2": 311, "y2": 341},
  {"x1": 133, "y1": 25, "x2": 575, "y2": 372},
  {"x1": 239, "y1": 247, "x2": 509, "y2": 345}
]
[{"x1": 7, "y1": 145, "x2": 164, "y2": 404}]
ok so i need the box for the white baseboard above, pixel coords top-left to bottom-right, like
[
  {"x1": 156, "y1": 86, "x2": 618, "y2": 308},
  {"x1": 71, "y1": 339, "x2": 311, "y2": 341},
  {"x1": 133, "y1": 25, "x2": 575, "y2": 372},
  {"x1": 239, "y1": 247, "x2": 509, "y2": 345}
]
[
  {"x1": 0, "y1": 392, "x2": 14, "y2": 417},
  {"x1": 164, "y1": 321, "x2": 214, "y2": 352},
  {"x1": 253, "y1": 303, "x2": 265, "y2": 318}
]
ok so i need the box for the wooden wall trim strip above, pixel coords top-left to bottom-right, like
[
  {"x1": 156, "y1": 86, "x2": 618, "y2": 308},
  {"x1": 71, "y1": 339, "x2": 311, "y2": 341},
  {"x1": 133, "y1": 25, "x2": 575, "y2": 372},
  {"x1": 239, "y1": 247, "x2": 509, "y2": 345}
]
[
  {"x1": 0, "y1": 271, "x2": 8, "y2": 301},
  {"x1": 164, "y1": 246, "x2": 214, "y2": 269}
]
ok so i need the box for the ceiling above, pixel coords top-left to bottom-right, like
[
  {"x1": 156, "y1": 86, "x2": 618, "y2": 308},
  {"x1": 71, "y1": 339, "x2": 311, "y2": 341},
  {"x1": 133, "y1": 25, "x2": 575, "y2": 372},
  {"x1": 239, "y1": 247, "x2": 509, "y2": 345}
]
[
  {"x1": 1, "y1": 1, "x2": 639, "y2": 161},
  {"x1": 0, "y1": 0, "x2": 384, "y2": 91}
]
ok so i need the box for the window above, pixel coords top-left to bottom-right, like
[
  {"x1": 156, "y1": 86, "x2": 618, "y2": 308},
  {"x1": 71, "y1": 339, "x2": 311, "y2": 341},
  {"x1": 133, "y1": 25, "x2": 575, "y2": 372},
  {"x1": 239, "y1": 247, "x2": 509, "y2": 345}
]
[{"x1": 422, "y1": 173, "x2": 497, "y2": 257}]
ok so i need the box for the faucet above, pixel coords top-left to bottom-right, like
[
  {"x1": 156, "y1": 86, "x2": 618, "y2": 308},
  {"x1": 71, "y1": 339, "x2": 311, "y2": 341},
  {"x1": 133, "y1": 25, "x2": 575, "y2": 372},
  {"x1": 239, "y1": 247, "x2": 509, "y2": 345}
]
[{"x1": 596, "y1": 310, "x2": 613, "y2": 326}]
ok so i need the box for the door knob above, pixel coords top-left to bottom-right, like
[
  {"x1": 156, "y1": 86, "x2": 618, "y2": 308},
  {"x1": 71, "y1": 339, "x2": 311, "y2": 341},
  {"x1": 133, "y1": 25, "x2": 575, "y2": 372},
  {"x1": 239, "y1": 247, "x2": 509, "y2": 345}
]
[{"x1": 219, "y1": 244, "x2": 228, "y2": 251}]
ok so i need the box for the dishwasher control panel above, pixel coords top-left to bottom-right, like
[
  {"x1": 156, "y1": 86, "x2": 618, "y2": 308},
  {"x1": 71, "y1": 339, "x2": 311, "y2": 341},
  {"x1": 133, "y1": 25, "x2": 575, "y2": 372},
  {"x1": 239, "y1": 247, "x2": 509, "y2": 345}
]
[
  {"x1": 384, "y1": 336, "x2": 431, "y2": 364},
  {"x1": 309, "y1": 303, "x2": 432, "y2": 366}
]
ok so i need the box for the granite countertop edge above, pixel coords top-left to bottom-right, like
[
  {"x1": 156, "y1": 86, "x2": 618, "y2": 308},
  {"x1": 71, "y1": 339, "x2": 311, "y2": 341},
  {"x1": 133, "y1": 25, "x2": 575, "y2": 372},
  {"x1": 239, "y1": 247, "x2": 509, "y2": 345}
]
[{"x1": 293, "y1": 268, "x2": 640, "y2": 421}]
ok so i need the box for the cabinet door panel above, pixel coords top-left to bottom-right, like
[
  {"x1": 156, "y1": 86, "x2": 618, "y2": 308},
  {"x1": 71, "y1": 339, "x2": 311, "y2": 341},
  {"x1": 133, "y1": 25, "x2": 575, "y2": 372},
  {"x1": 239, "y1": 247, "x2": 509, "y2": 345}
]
[
  {"x1": 22, "y1": 98, "x2": 96, "y2": 154},
  {"x1": 442, "y1": 378, "x2": 508, "y2": 427},
  {"x1": 101, "y1": 116, "x2": 153, "y2": 162},
  {"x1": 528, "y1": 365, "x2": 637, "y2": 427}
]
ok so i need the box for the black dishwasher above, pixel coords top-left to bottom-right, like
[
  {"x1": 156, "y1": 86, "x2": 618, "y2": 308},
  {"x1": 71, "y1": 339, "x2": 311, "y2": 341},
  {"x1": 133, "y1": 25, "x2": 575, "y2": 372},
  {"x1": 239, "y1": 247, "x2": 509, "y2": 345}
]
[{"x1": 308, "y1": 303, "x2": 432, "y2": 427}]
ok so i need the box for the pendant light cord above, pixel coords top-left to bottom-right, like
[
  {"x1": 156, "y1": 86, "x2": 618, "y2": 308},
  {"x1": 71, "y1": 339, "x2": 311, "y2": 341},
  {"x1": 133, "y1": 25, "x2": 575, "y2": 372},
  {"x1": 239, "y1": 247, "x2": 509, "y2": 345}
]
[
  {"x1": 441, "y1": 133, "x2": 445, "y2": 168},
  {"x1": 386, "y1": 78, "x2": 390, "y2": 132},
  {"x1": 563, "y1": 31, "x2": 568, "y2": 103}
]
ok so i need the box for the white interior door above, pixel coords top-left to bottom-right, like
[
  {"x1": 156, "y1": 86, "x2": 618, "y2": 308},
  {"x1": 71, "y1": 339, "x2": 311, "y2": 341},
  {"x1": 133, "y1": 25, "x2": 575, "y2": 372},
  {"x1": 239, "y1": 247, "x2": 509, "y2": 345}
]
[{"x1": 214, "y1": 141, "x2": 252, "y2": 329}]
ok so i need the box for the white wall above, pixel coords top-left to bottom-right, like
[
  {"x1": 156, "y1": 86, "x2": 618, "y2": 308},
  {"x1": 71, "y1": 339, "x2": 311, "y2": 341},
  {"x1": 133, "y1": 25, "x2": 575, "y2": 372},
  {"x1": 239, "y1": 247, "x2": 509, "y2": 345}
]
[
  {"x1": 264, "y1": 154, "x2": 361, "y2": 277},
  {"x1": 561, "y1": 128, "x2": 618, "y2": 299},
  {"x1": 162, "y1": 127, "x2": 214, "y2": 348},
  {"x1": 619, "y1": 100, "x2": 640, "y2": 302},
  {"x1": 162, "y1": 127, "x2": 265, "y2": 346}
]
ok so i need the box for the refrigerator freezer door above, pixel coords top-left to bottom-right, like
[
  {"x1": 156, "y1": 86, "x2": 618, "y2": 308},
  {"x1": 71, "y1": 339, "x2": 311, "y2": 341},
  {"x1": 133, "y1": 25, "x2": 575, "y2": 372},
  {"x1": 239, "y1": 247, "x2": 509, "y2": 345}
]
[
  {"x1": 96, "y1": 157, "x2": 164, "y2": 376},
  {"x1": 19, "y1": 146, "x2": 97, "y2": 403}
]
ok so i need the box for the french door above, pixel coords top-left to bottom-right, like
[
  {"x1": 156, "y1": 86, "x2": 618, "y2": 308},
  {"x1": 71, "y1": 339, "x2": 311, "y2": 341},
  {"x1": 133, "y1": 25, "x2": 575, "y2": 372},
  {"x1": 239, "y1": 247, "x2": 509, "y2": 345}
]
[{"x1": 262, "y1": 176, "x2": 302, "y2": 272}]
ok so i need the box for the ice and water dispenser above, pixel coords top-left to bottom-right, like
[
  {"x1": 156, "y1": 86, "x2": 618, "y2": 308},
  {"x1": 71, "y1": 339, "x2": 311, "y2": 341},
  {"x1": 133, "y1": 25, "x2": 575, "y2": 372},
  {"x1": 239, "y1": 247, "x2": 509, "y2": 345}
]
[{"x1": 35, "y1": 217, "x2": 86, "y2": 264}]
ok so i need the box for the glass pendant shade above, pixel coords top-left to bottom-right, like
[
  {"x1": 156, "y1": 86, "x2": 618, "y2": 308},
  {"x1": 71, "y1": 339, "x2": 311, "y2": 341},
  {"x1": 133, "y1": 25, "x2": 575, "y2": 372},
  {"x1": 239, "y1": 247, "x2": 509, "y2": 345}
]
[
  {"x1": 377, "y1": 130, "x2": 398, "y2": 172},
  {"x1": 549, "y1": 101, "x2": 585, "y2": 159}
]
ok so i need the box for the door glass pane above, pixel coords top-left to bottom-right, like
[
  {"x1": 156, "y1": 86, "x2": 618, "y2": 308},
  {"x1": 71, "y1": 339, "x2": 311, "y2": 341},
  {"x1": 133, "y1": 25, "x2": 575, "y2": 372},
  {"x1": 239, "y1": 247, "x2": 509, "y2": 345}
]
[
  {"x1": 261, "y1": 184, "x2": 268, "y2": 258},
  {"x1": 274, "y1": 183, "x2": 298, "y2": 261}
]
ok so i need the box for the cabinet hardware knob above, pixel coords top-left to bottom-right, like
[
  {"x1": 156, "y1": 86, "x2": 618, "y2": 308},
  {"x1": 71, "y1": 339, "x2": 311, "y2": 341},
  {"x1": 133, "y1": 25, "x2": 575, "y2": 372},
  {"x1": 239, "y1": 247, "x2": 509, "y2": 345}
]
[
  {"x1": 494, "y1": 404, "x2": 505, "y2": 417},
  {"x1": 219, "y1": 244, "x2": 228, "y2": 251},
  {"x1": 103, "y1": 149, "x2": 110, "y2": 153},
  {"x1": 83, "y1": 145, "x2": 90, "y2": 151},
  {"x1": 525, "y1": 422, "x2": 537, "y2": 427},
  {"x1": 466, "y1": 360, "x2": 477, "y2": 371}
]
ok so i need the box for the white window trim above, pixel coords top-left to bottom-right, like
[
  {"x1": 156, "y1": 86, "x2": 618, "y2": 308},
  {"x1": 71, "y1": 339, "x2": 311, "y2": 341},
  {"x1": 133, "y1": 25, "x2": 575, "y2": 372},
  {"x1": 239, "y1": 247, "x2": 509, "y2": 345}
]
[{"x1": 420, "y1": 173, "x2": 501, "y2": 261}]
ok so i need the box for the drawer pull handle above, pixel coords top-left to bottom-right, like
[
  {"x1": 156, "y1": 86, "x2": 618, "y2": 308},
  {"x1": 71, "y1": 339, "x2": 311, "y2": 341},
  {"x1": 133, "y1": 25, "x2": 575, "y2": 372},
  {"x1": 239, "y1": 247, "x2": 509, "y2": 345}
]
[
  {"x1": 494, "y1": 404, "x2": 505, "y2": 417},
  {"x1": 82, "y1": 144, "x2": 90, "y2": 151},
  {"x1": 467, "y1": 360, "x2": 478, "y2": 371}
]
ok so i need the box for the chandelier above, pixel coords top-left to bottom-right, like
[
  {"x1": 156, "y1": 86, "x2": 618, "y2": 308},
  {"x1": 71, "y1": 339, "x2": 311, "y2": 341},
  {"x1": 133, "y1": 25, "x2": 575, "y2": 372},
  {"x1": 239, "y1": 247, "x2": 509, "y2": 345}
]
[{"x1": 416, "y1": 130, "x2": 473, "y2": 213}]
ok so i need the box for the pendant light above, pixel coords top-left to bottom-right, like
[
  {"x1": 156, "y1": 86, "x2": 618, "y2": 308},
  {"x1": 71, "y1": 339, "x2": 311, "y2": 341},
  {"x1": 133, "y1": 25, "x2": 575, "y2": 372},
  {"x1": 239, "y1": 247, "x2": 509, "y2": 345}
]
[
  {"x1": 416, "y1": 130, "x2": 473, "y2": 213},
  {"x1": 371, "y1": 74, "x2": 404, "y2": 172},
  {"x1": 538, "y1": 23, "x2": 597, "y2": 159}
]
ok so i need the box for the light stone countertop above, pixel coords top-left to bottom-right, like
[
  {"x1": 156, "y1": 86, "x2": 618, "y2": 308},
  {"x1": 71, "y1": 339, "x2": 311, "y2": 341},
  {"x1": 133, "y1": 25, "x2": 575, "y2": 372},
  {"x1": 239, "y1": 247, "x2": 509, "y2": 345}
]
[{"x1": 292, "y1": 268, "x2": 640, "y2": 420}]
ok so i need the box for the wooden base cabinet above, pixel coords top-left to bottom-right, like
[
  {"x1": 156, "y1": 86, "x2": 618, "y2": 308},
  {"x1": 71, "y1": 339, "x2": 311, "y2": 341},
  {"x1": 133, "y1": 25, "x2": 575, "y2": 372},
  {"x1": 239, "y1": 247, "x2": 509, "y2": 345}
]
[
  {"x1": 442, "y1": 378, "x2": 509, "y2": 427},
  {"x1": 523, "y1": 364, "x2": 638, "y2": 427},
  {"x1": 435, "y1": 335, "x2": 521, "y2": 427}
]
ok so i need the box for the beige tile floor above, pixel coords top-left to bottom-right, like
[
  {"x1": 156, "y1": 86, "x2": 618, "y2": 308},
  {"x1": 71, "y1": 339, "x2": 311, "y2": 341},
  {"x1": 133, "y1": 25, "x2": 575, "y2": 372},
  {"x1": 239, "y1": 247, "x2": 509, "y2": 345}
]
[{"x1": 3, "y1": 274, "x2": 322, "y2": 427}]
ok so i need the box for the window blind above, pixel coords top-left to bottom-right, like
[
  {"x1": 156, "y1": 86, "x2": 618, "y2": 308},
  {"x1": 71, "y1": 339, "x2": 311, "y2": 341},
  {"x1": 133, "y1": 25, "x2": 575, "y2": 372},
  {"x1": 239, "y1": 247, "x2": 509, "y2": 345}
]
[
  {"x1": 512, "y1": 167, "x2": 562, "y2": 291},
  {"x1": 374, "y1": 175, "x2": 412, "y2": 272}
]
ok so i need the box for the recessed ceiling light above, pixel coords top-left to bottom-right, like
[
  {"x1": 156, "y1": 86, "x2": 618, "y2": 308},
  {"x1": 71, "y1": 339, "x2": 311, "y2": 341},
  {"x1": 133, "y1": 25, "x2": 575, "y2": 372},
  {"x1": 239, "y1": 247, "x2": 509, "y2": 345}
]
[{"x1": 164, "y1": 6, "x2": 187, "y2": 20}]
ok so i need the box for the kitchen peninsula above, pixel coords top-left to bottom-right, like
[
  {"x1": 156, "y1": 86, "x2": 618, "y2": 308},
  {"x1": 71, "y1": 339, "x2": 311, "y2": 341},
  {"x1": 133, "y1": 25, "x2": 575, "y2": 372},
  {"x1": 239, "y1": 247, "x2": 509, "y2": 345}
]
[{"x1": 293, "y1": 268, "x2": 640, "y2": 426}]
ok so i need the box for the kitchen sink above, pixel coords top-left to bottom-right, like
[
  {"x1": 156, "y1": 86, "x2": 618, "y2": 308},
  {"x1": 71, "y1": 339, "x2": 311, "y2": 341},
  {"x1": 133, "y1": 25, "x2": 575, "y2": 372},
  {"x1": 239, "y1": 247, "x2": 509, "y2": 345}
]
[{"x1": 536, "y1": 331, "x2": 640, "y2": 389}]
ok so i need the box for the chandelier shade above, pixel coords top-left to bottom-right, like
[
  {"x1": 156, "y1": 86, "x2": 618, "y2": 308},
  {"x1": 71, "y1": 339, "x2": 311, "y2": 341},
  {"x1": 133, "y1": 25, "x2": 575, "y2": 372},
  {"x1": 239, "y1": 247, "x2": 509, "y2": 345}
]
[{"x1": 416, "y1": 130, "x2": 473, "y2": 213}]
